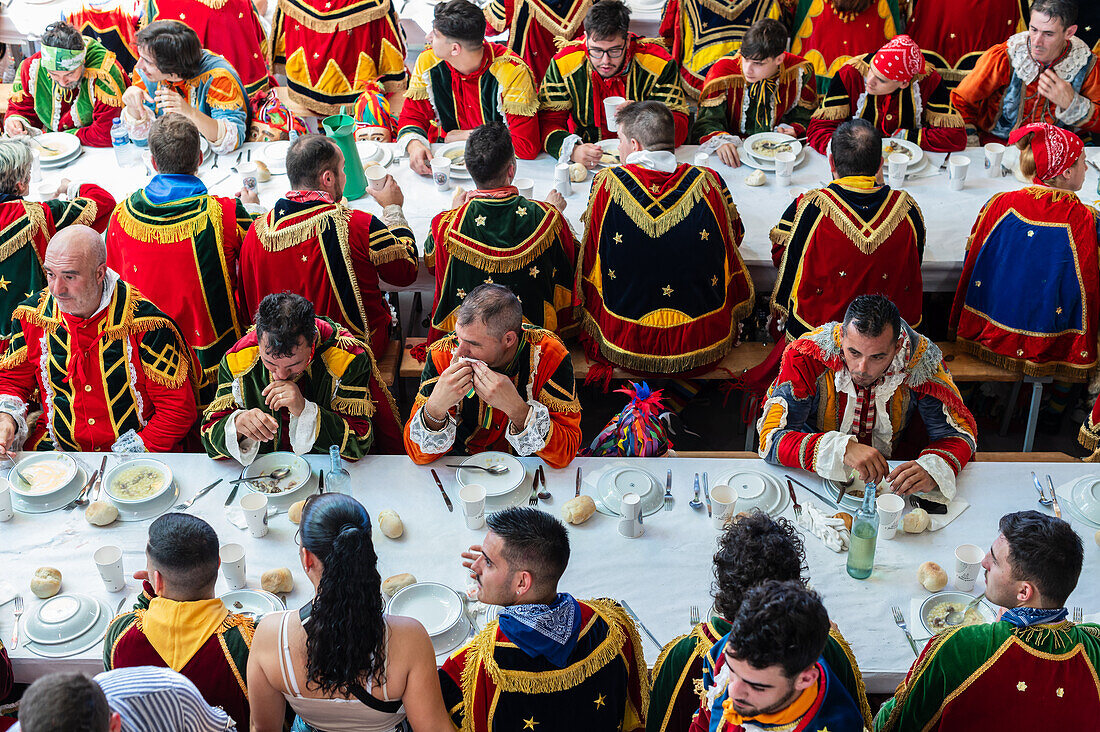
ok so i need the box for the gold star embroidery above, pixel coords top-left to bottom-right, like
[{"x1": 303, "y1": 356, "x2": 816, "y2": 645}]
[
  {"x1": 457, "y1": 288, "x2": 467, "y2": 299},
  {"x1": 1017, "y1": 349, "x2": 1025, "y2": 356},
  {"x1": 838, "y1": 271, "x2": 847, "y2": 277},
  {"x1": 711, "y1": 275, "x2": 718, "y2": 286},
  {"x1": 949, "y1": 32, "x2": 956, "y2": 38},
  {"x1": 529, "y1": 266, "x2": 540, "y2": 277},
  {"x1": 650, "y1": 184, "x2": 661, "y2": 193},
  {"x1": 301, "y1": 255, "x2": 308, "y2": 262},
  {"x1": 1027, "y1": 230, "x2": 1034, "y2": 237},
  {"x1": 278, "y1": 208, "x2": 286, "y2": 216},
  {"x1": 0, "y1": 276, "x2": 9, "y2": 291},
  {"x1": 1056, "y1": 688, "x2": 1065, "y2": 697},
  {"x1": 699, "y1": 230, "x2": 709, "y2": 240},
  {"x1": 975, "y1": 281, "x2": 981, "y2": 287},
  {"x1": 523, "y1": 717, "x2": 538, "y2": 729},
  {"x1": 613, "y1": 232, "x2": 623, "y2": 245},
  {"x1": 23, "y1": 291, "x2": 33, "y2": 299},
  {"x1": 594, "y1": 694, "x2": 606, "y2": 708},
  {"x1": 1056, "y1": 307, "x2": 1063, "y2": 314},
  {"x1": 484, "y1": 277, "x2": 494, "y2": 285},
  {"x1": 662, "y1": 285, "x2": 674, "y2": 297},
  {"x1": 516, "y1": 206, "x2": 527, "y2": 217},
  {"x1": 882, "y1": 273, "x2": 888, "y2": 279},
  {"x1": 475, "y1": 215, "x2": 487, "y2": 226},
  {"x1": 607, "y1": 269, "x2": 616, "y2": 279},
  {"x1": 1017, "y1": 681, "x2": 1027, "y2": 692}
]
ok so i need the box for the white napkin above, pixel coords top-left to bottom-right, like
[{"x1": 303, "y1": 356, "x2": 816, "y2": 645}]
[
  {"x1": 797, "y1": 503, "x2": 850, "y2": 552},
  {"x1": 928, "y1": 499, "x2": 970, "y2": 531},
  {"x1": 0, "y1": 580, "x2": 17, "y2": 607},
  {"x1": 225, "y1": 505, "x2": 279, "y2": 530}
]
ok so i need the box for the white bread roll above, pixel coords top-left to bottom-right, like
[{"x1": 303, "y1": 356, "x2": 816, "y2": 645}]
[
  {"x1": 561, "y1": 495, "x2": 596, "y2": 525},
  {"x1": 745, "y1": 170, "x2": 766, "y2": 186},
  {"x1": 569, "y1": 162, "x2": 587, "y2": 183},
  {"x1": 261, "y1": 567, "x2": 293, "y2": 594},
  {"x1": 84, "y1": 500, "x2": 118, "y2": 526},
  {"x1": 31, "y1": 567, "x2": 62, "y2": 598},
  {"x1": 903, "y1": 508, "x2": 931, "y2": 534},
  {"x1": 378, "y1": 509, "x2": 404, "y2": 539},
  {"x1": 918, "y1": 561, "x2": 948, "y2": 592},
  {"x1": 288, "y1": 500, "x2": 305, "y2": 525},
  {"x1": 382, "y1": 573, "x2": 416, "y2": 597}
]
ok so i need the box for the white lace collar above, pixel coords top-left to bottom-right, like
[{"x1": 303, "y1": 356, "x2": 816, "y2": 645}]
[{"x1": 1006, "y1": 31, "x2": 1092, "y2": 85}]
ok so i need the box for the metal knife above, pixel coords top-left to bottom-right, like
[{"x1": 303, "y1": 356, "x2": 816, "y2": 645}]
[
  {"x1": 703, "y1": 472, "x2": 712, "y2": 518},
  {"x1": 1047, "y1": 475, "x2": 1062, "y2": 519},
  {"x1": 620, "y1": 600, "x2": 662, "y2": 648},
  {"x1": 224, "y1": 482, "x2": 239, "y2": 507},
  {"x1": 92, "y1": 455, "x2": 108, "y2": 500},
  {"x1": 575, "y1": 466, "x2": 582, "y2": 497},
  {"x1": 785, "y1": 474, "x2": 840, "y2": 509},
  {"x1": 431, "y1": 469, "x2": 454, "y2": 512},
  {"x1": 318, "y1": 470, "x2": 325, "y2": 494}
]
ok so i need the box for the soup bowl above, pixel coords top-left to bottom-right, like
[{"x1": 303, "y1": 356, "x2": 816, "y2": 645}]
[{"x1": 102, "y1": 458, "x2": 174, "y2": 506}]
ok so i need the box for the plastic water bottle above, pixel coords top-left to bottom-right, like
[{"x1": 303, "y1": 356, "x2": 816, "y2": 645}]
[
  {"x1": 326, "y1": 445, "x2": 351, "y2": 495},
  {"x1": 846, "y1": 481, "x2": 880, "y2": 579},
  {"x1": 111, "y1": 119, "x2": 134, "y2": 167}
]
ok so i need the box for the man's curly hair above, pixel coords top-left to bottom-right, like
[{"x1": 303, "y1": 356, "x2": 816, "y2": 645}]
[
  {"x1": 727, "y1": 580, "x2": 830, "y2": 678},
  {"x1": 712, "y1": 512, "x2": 808, "y2": 621}
]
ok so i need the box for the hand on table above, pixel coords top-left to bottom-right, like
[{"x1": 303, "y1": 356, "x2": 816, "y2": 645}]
[
  {"x1": 422, "y1": 359, "x2": 473, "y2": 421},
  {"x1": 461, "y1": 543, "x2": 484, "y2": 579},
  {"x1": 1038, "y1": 69, "x2": 1076, "y2": 111},
  {"x1": 234, "y1": 408, "x2": 278, "y2": 442},
  {"x1": 887, "y1": 461, "x2": 936, "y2": 495},
  {"x1": 4, "y1": 116, "x2": 30, "y2": 137},
  {"x1": 471, "y1": 360, "x2": 530, "y2": 426},
  {"x1": 545, "y1": 188, "x2": 566, "y2": 212},
  {"x1": 843, "y1": 441, "x2": 889, "y2": 485},
  {"x1": 0, "y1": 413, "x2": 18, "y2": 457},
  {"x1": 263, "y1": 380, "x2": 305, "y2": 417},
  {"x1": 407, "y1": 140, "x2": 432, "y2": 176},
  {"x1": 572, "y1": 143, "x2": 603, "y2": 169},
  {"x1": 368, "y1": 175, "x2": 404, "y2": 207},
  {"x1": 715, "y1": 142, "x2": 741, "y2": 168},
  {"x1": 53, "y1": 178, "x2": 72, "y2": 199}
]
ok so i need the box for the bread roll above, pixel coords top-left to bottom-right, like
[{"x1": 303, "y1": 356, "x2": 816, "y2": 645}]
[
  {"x1": 31, "y1": 567, "x2": 62, "y2": 598},
  {"x1": 833, "y1": 512, "x2": 853, "y2": 532},
  {"x1": 261, "y1": 567, "x2": 293, "y2": 594},
  {"x1": 903, "y1": 507, "x2": 931, "y2": 534},
  {"x1": 745, "y1": 170, "x2": 766, "y2": 186},
  {"x1": 569, "y1": 162, "x2": 587, "y2": 183},
  {"x1": 84, "y1": 500, "x2": 118, "y2": 526},
  {"x1": 918, "y1": 561, "x2": 948, "y2": 592},
  {"x1": 288, "y1": 500, "x2": 305, "y2": 524},
  {"x1": 382, "y1": 572, "x2": 416, "y2": 597},
  {"x1": 561, "y1": 495, "x2": 596, "y2": 525},
  {"x1": 378, "y1": 509, "x2": 404, "y2": 539},
  {"x1": 255, "y1": 160, "x2": 272, "y2": 182},
  {"x1": 1095, "y1": 529, "x2": 1100, "y2": 547}
]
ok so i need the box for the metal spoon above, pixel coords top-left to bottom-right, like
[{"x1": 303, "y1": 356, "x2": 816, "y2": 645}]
[
  {"x1": 536, "y1": 466, "x2": 550, "y2": 501},
  {"x1": 945, "y1": 593, "x2": 985, "y2": 626},
  {"x1": 445, "y1": 464, "x2": 509, "y2": 475},
  {"x1": 689, "y1": 473, "x2": 704, "y2": 510},
  {"x1": 1030, "y1": 472, "x2": 1054, "y2": 507},
  {"x1": 230, "y1": 467, "x2": 292, "y2": 485},
  {"x1": 63, "y1": 470, "x2": 99, "y2": 510}
]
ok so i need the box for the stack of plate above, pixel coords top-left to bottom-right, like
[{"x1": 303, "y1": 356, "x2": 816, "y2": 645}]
[
  {"x1": 592, "y1": 465, "x2": 664, "y2": 517},
  {"x1": 22, "y1": 593, "x2": 113, "y2": 658},
  {"x1": 1062, "y1": 475, "x2": 1100, "y2": 529},
  {"x1": 102, "y1": 457, "x2": 180, "y2": 522},
  {"x1": 740, "y1": 132, "x2": 805, "y2": 172},
  {"x1": 35, "y1": 133, "x2": 82, "y2": 169},
  {"x1": 710, "y1": 469, "x2": 791, "y2": 517},
  {"x1": 455, "y1": 452, "x2": 528, "y2": 509},
  {"x1": 387, "y1": 582, "x2": 471, "y2": 655}
]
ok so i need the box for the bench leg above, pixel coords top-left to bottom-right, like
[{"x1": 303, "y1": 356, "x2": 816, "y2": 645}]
[
  {"x1": 1022, "y1": 380, "x2": 1045, "y2": 452},
  {"x1": 1000, "y1": 379, "x2": 1022, "y2": 436}
]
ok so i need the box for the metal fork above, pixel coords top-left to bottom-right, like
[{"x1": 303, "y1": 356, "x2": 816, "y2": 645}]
[
  {"x1": 891, "y1": 605, "x2": 920, "y2": 657},
  {"x1": 11, "y1": 596, "x2": 23, "y2": 650},
  {"x1": 663, "y1": 470, "x2": 674, "y2": 512},
  {"x1": 689, "y1": 604, "x2": 700, "y2": 627},
  {"x1": 1074, "y1": 607, "x2": 1083, "y2": 623}
]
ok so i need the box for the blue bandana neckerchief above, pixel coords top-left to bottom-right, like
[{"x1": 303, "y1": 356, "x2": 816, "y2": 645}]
[
  {"x1": 145, "y1": 174, "x2": 207, "y2": 205},
  {"x1": 1001, "y1": 606, "x2": 1068, "y2": 627},
  {"x1": 498, "y1": 592, "x2": 582, "y2": 668}
]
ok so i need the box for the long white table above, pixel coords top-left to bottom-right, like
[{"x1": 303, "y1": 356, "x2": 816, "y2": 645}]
[{"x1": 2, "y1": 453, "x2": 1098, "y2": 694}]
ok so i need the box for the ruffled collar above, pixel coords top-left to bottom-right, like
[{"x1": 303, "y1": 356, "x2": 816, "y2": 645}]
[
  {"x1": 1005, "y1": 31, "x2": 1092, "y2": 85},
  {"x1": 1001, "y1": 606, "x2": 1069, "y2": 627},
  {"x1": 625, "y1": 149, "x2": 678, "y2": 173},
  {"x1": 498, "y1": 592, "x2": 582, "y2": 668}
]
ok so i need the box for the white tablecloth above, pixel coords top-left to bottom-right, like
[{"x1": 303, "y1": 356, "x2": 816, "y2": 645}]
[{"x1": 2, "y1": 453, "x2": 1098, "y2": 694}]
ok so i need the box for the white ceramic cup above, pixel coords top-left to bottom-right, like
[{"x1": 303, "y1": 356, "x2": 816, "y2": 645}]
[
  {"x1": 984, "y1": 142, "x2": 1005, "y2": 177},
  {"x1": 220, "y1": 543, "x2": 247, "y2": 590},
  {"x1": 604, "y1": 96, "x2": 626, "y2": 132},
  {"x1": 430, "y1": 157, "x2": 452, "y2": 191},
  {"x1": 617, "y1": 492, "x2": 643, "y2": 538},
  {"x1": 0, "y1": 477, "x2": 13, "y2": 521},
  {"x1": 238, "y1": 161, "x2": 259, "y2": 192},
  {"x1": 710, "y1": 484, "x2": 737, "y2": 529},
  {"x1": 774, "y1": 151, "x2": 797, "y2": 187},
  {"x1": 514, "y1": 177, "x2": 535, "y2": 199},
  {"x1": 694, "y1": 152, "x2": 711, "y2": 167},
  {"x1": 94, "y1": 545, "x2": 126, "y2": 592},
  {"x1": 365, "y1": 164, "x2": 387, "y2": 190},
  {"x1": 948, "y1": 155, "x2": 970, "y2": 190},
  {"x1": 955, "y1": 543, "x2": 984, "y2": 591},
  {"x1": 887, "y1": 152, "x2": 908, "y2": 188},
  {"x1": 240, "y1": 493, "x2": 269, "y2": 538},
  {"x1": 458, "y1": 483, "x2": 487, "y2": 530},
  {"x1": 876, "y1": 493, "x2": 905, "y2": 539}
]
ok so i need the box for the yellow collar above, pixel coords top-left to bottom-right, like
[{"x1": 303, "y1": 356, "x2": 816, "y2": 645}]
[
  {"x1": 720, "y1": 677, "x2": 820, "y2": 727},
  {"x1": 143, "y1": 597, "x2": 229, "y2": 672},
  {"x1": 832, "y1": 175, "x2": 878, "y2": 190}
]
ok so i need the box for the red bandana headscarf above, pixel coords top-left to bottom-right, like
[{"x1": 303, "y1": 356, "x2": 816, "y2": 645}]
[
  {"x1": 871, "y1": 35, "x2": 924, "y2": 82},
  {"x1": 1007, "y1": 123, "x2": 1084, "y2": 182}
]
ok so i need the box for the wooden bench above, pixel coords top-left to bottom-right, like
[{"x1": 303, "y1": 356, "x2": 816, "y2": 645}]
[{"x1": 378, "y1": 337, "x2": 400, "y2": 387}]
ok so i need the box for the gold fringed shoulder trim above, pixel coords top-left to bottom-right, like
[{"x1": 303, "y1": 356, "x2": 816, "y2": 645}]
[
  {"x1": 601, "y1": 169, "x2": 711, "y2": 238},
  {"x1": 501, "y1": 99, "x2": 539, "y2": 117},
  {"x1": 330, "y1": 393, "x2": 376, "y2": 417},
  {"x1": 0, "y1": 202, "x2": 48, "y2": 263},
  {"x1": 828, "y1": 627, "x2": 873, "y2": 729},
  {"x1": 203, "y1": 391, "x2": 238, "y2": 418},
  {"x1": 925, "y1": 109, "x2": 965, "y2": 128},
  {"x1": 115, "y1": 197, "x2": 217, "y2": 243},
  {"x1": 71, "y1": 200, "x2": 98, "y2": 229},
  {"x1": 255, "y1": 205, "x2": 350, "y2": 252},
  {"x1": 808, "y1": 188, "x2": 918, "y2": 255},
  {"x1": 0, "y1": 344, "x2": 28, "y2": 371},
  {"x1": 812, "y1": 102, "x2": 851, "y2": 120},
  {"x1": 442, "y1": 206, "x2": 562, "y2": 273}
]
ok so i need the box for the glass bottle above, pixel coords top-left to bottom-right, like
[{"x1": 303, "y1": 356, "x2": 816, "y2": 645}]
[
  {"x1": 326, "y1": 445, "x2": 351, "y2": 495},
  {"x1": 846, "y1": 482, "x2": 880, "y2": 579}
]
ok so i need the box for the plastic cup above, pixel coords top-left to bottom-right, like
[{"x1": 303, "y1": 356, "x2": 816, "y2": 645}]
[
  {"x1": 430, "y1": 157, "x2": 452, "y2": 191},
  {"x1": 948, "y1": 155, "x2": 970, "y2": 191},
  {"x1": 876, "y1": 493, "x2": 905, "y2": 539},
  {"x1": 955, "y1": 543, "x2": 984, "y2": 591},
  {"x1": 887, "y1": 152, "x2": 908, "y2": 188},
  {"x1": 458, "y1": 483, "x2": 486, "y2": 530},
  {"x1": 514, "y1": 177, "x2": 534, "y2": 199},
  {"x1": 603, "y1": 96, "x2": 626, "y2": 132},
  {"x1": 94, "y1": 545, "x2": 125, "y2": 592},
  {"x1": 220, "y1": 543, "x2": 247, "y2": 590},
  {"x1": 774, "y1": 151, "x2": 796, "y2": 187},
  {"x1": 238, "y1": 161, "x2": 259, "y2": 192},
  {"x1": 553, "y1": 164, "x2": 572, "y2": 195},
  {"x1": 365, "y1": 164, "x2": 387, "y2": 190},
  {"x1": 984, "y1": 142, "x2": 1005, "y2": 177},
  {"x1": 694, "y1": 152, "x2": 711, "y2": 167},
  {"x1": 240, "y1": 492, "x2": 269, "y2": 538},
  {"x1": 0, "y1": 478, "x2": 13, "y2": 522},
  {"x1": 617, "y1": 492, "x2": 643, "y2": 538},
  {"x1": 30, "y1": 149, "x2": 41, "y2": 183},
  {"x1": 710, "y1": 484, "x2": 737, "y2": 529},
  {"x1": 35, "y1": 182, "x2": 55, "y2": 201}
]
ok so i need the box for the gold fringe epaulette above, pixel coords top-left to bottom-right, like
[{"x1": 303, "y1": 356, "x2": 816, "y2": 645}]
[
  {"x1": 0, "y1": 344, "x2": 28, "y2": 371},
  {"x1": 255, "y1": 205, "x2": 350, "y2": 252},
  {"x1": 114, "y1": 197, "x2": 219, "y2": 243},
  {"x1": 501, "y1": 98, "x2": 539, "y2": 117},
  {"x1": 441, "y1": 205, "x2": 562, "y2": 274},
  {"x1": 68, "y1": 200, "x2": 98, "y2": 229},
  {"x1": 276, "y1": 0, "x2": 390, "y2": 33},
  {"x1": 331, "y1": 393, "x2": 376, "y2": 417},
  {"x1": 925, "y1": 109, "x2": 964, "y2": 127},
  {"x1": 0, "y1": 202, "x2": 48, "y2": 262},
  {"x1": 812, "y1": 102, "x2": 851, "y2": 120},
  {"x1": 596, "y1": 168, "x2": 711, "y2": 238},
  {"x1": 700, "y1": 60, "x2": 815, "y2": 108},
  {"x1": 203, "y1": 391, "x2": 238, "y2": 418}
]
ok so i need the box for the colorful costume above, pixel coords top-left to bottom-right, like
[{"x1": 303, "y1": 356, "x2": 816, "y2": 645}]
[
  {"x1": 539, "y1": 35, "x2": 689, "y2": 159},
  {"x1": 904, "y1": 0, "x2": 1026, "y2": 69},
  {"x1": 405, "y1": 325, "x2": 581, "y2": 468},
  {"x1": 104, "y1": 580, "x2": 254, "y2": 730},
  {"x1": 951, "y1": 32, "x2": 1100, "y2": 142},
  {"x1": 693, "y1": 52, "x2": 818, "y2": 143},
  {"x1": 145, "y1": 0, "x2": 271, "y2": 96},
  {"x1": 201, "y1": 316, "x2": 403, "y2": 462},
  {"x1": 126, "y1": 51, "x2": 250, "y2": 154},
  {"x1": 875, "y1": 608, "x2": 1100, "y2": 731},
  {"x1": 486, "y1": 0, "x2": 591, "y2": 85},
  {"x1": 0, "y1": 184, "x2": 115, "y2": 344},
  {"x1": 397, "y1": 42, "x2": 541, "y2": 160},
  {"x1": 576, "y1": 155, "x2": 754, "y2": 374},
  {"x1": 659, "y1": 0, "x2": 783, "y2": 98},
  {"x1": 425, "y1": 187, "x2": 577, "y2": 343},
  {"x1": 439, "y1": 596, "x2": 649, "y2": 732},
  {"x1": 689, "y1": 626, "x2": 871, "y2": 732},
  {"x1": 5, "y1": 36, "x2": 128, "y2": 148},
  {"x1": 757, "y1": 321, "x2": 977, "y2": 500},
  {"x1": 770, "y1": 175, "x2": 925, "y2": 339},
  {"x1": 106, "y1": 174, "x2": 251, "y2": 395},
  {"x1": 272, "y1": 0, "x2": 408, "y2": 114},
  {"x1": 0, "y1": 274, "x2": 199, "y2": 452},
  {"x1": 784, "y1": 0, "x2": 901, "y2": 90},
  {"x1": 807, "y1": 43, "x2": 966, "y2": 153},
  {"x1": 238, "y1": 190, "x2": 417, "y2": 356},
  {"x1": 66, "y1": 6, "x2": 140, "y2": 72}
]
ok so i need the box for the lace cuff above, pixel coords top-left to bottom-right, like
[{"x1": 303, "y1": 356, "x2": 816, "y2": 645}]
[
  {"x1": 1056, "y1": 93, "x2": 1092, "y2": 127},
  {"x1": 110, "y1": 429, "x2": 146, "y2": 453},
  {"x1": 382, "y1": 204, "x2": 410, "y2": 230},
  {"x1": 557, "y1": 134, "x2": 583, "y2": 165},
  {"x1": 698, "y1": 133, "x2": 741, "y2": 155},
  {"x1": 503, "y1": 401, "x2": 551, "y2": 456},
  {"x1": 289, "y1": 400, "x2": 320, "y2": 455},
  {"x1": 0, "y1": 396, "x2": 29, "y2": 450},
  {"x1": 812, "y1": 431, "x2": 855, "y2": 480},
  {"x1": 915, "y1": 453, "x2": 956, "y2": 501},
  {"x1": 409, "y1": 406, "x2": 456, "y2": 455},
  {"x1": 397, "y1": 132, "x2": 431, "y2": 153},
  {"x1": 209, "y1": 120, "x2": 240, "y2": 156},
  {"x1": 65, "y1": 180, "x2": 83, "y2": 200},
  {"x1": 223, "y1": 410, "x2": 261, "y2": 466}
]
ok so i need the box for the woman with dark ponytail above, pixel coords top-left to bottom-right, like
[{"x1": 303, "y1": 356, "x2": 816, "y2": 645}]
[{"x1": 247, "y1": 493, "x2": 452, "y2": 732}]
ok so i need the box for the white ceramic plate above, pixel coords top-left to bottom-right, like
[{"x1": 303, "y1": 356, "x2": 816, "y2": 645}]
[
  {"x1": 742, "y1": 132, "x2": 802, "y2": 164},
  {"x1": 822, "y1": 476, "x2": 892, "y2": 512},
  {"x1": 9, "y1": 452, "x2": 78, "y2": 499},
  {"x1": 1063, "y1": 476, "x2": 1100, "y2": 529},
  {"x1": 918, "y1": 591, "x2": 996, "y2": 636},
  {"x1": 882, "y1": 138, "x2": 924, "y2": 170},
  {"x1": 387, "y1": 582, "x2": 464, "y2": 636},
  {"x1": 739, "y1": 144, "x2": 809, "y2": 172},
  {"x1": 102, "y1": 457, "x2": 173, "y2": 507},
  {"x1": 710, "y1": 469, "x2": 791, "y2": 517},
  {"x1": 219, "y1": 589, "x2": 285, "y2": 619},
  {"x1": 436, "y1": 141, "x2": 470, "y2": 179},
  {"x1": 1069, "y1": 476, "x2": 1100, "y2": 524},
  {"x1": 10, "y1": 465, "x2": 87, "y2": 514},
  {"x1": 24, "y1": 594, "x2": 101, "y2": 645},
  {"x1": 242, "y1": 452, "x2": 314, "y2": 508},
  {"x1": 262, "y1": 140, "x2": 291, "y2": 173},
  {"x1": 35, "y1": 133, "x2": 82, "y2": 166},
  {"x1": 114, "y1": 480, "x2": 179, "y2": 522},
  {"x1": 23, "y1": 598, "x2": 112, "y2": 659},
  {"x1": 597, "y1": 138, "x2": 622, "y2": 167},
  {"x1": 594, "y1": 466, "x2": 663, "y2": 517},
  {"x1": 455, "y1": 452, "x2": 525, "y2": 497}
]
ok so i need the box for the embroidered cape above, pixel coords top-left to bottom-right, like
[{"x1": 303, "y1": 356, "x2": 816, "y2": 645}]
[
  {"x1": 485, "y1": 0, "x2": 592, "y2": 83},
  {"x1": 693, "y1": 52, "x2": 818, "y2": 141}
]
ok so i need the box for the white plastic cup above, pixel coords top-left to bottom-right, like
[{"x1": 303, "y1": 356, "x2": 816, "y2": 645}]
[
  {"x1": 220, "y1": 543, "x2": 247, "y2": 590},
  {"x1": 365, "y1": 164, "x2": 387, "y2": 190},
  {"x1": 694, "y1": 152, "x2": 711, "y2": 167},
  {"x1": 458, "y1": 483, "x2": 486, "y2": 530},
  {"x1": 887, "y1": 152, "x2": 908, "y2": 189},
  {"x1": 94, "y1": 545, "x2": 125, "y2": 592},
  {"x1": 955, "y1": 543, "x2": 984, "y2": 591},
  {"x1": 710, "y1": 484, "x2": 737, "y2": 529},
  {"x1": 617, "y1": 492, "x2": 643, "y2": 538},
  {"x1": 0, "y1": 478, "x2": 13, "y2": 521},
  {"x1": 240, "y1": 493, "x2": 269, "y2": 538},
  {"x1": 984, "y1": 142, "x2": 1005, "y2": 177},
  {"x1": 36, "y1": 182, "x2": 55, "y2": 201},
  {"x1": 948, "y1": 155, "x2": 970, "y2": 191},
  {"x1": 774, "y1": 151, "x2": 796, "y2": 187},
  {"x1": 553, "y1": 164, "x2": 572, "y2": 196},
  {"x1": 603, "y1": 96, "x2": 626, "y2": 132},
  {"x1": 430, "y1": 157, "x2": 452, "y2": 191},
  {"x1": 30, "y1": 149, "x2": 41, "y2": 183},
  {"x1": 514, "y1": 177, "x2": 534, "y2": 199},
  {"x1": 876, "y1": 493, "x2": 905, "y2": 539},
  {"x1": 238, "y1": 161, "x2": 259, "y2": 192}
]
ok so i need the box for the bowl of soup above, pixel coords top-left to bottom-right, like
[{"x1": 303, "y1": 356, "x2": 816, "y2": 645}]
[
  {"x1": 9, "y1": 453, "x2": 78, "y2": 499},
  {"x1": 103, "y1": 459, "x2": 173, "y2": 506}
]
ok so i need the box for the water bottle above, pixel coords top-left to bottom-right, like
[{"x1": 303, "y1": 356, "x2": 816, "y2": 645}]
[
  {"x1": 111, "y1": 119, "x2": 133, "y2": 167},
  {"x1": 846, "y1": 481, "x2": 880, "y2": 579},
  {"x1": 326, "y1": 445, "x2": 351, "y2": 495}
]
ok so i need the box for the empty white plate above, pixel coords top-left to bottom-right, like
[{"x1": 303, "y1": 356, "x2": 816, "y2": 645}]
[{"x1": 455, "y1": 452, "x2": 525, "y2": 497}]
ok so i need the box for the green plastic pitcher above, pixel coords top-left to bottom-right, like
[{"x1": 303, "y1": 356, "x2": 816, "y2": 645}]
[{"x1": 321, "y1": 114, "x2": 368, "y2": 200}]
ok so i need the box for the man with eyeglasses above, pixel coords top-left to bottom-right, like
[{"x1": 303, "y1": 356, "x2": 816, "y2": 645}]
[{"x1": 539, "y1": 0, "x2": 688, "y2": 168}]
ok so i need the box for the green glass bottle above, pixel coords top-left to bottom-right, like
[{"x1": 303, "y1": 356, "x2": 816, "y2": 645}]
[{"x1": 846, "y1": 482, "x2": 879, "y2": 579}]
